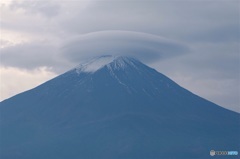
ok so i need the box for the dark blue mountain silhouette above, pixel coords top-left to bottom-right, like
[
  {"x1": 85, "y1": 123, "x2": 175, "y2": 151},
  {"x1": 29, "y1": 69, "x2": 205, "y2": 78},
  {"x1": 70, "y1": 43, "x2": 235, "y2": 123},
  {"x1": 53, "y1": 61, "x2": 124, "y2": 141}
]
[{"x1": 0, "y1": 56, "x2": 239, "y2": 159}]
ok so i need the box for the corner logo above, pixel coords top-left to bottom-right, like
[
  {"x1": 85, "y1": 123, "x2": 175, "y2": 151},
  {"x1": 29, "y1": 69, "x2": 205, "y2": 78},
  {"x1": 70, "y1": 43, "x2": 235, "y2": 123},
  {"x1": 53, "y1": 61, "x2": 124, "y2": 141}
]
[
  {"x1": 210, "y1": 150, "x2": 238, "y2": 156},
  {"x1": 210, "y1": 150, "x2": 215, "y2": 156}
]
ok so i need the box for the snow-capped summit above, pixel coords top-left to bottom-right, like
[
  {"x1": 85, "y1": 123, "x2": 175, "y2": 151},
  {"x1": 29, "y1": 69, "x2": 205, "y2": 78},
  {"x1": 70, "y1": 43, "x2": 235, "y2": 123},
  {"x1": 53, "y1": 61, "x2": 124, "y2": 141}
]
[
  {"x1": 75, "y1": 55, "x2": 137, "y2": 73},
  {"x1": 75, "y1": 55, "x2": 116, "y2": 73}
]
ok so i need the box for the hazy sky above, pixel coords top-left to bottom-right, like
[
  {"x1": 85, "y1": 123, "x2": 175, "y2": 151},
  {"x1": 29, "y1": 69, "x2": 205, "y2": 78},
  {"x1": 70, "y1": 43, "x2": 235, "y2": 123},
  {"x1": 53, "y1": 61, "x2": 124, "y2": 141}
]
[{"x1": 0, "y1": 0, "x2": 239, "y2": 112}]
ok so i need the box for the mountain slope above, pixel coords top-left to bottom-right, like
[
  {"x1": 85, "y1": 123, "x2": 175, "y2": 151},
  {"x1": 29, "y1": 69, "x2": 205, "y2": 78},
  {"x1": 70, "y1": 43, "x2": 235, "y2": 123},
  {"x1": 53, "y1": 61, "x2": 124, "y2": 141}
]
[{"x1": 0, "y1": 56, "x2": 239, "y2": 159}]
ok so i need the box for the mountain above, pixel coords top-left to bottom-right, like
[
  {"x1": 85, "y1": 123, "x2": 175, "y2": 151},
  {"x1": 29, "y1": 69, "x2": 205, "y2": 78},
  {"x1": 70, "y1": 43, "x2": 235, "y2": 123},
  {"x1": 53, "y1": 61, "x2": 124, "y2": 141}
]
[{"x1": 0, "y1": 55, "x2": 239, "y2": 159}]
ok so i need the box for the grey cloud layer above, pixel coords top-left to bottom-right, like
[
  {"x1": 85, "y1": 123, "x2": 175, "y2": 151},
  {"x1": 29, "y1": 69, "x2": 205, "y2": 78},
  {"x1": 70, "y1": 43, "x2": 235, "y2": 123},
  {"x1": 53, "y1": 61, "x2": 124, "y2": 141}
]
[
  {"x1": 1, "y1": 43, "x2": 56, "y2": 68},
  {"x1": 2, "y1": 0, "x2": 238, "y2": 43},
  {"x1": 0, "y1": 42, "x2": 71, "y2": 73},
  {"x1": 59, "y1": 1, "x2": 239, "y2": 43}
]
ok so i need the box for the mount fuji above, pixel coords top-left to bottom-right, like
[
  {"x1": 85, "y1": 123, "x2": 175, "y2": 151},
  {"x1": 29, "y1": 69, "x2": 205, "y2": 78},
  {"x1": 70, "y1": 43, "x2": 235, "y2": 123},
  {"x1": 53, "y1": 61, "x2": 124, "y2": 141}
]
[{"x1": 0, "y1": 55, "x2": 239, "y2": 159}]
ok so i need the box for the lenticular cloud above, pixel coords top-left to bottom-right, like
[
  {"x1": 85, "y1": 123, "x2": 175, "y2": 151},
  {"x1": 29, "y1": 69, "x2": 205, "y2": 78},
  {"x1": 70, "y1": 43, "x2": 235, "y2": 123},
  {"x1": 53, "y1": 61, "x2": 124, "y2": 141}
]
[{"x1": 61, "y1": 30, "x2": 189, "y2": 63}]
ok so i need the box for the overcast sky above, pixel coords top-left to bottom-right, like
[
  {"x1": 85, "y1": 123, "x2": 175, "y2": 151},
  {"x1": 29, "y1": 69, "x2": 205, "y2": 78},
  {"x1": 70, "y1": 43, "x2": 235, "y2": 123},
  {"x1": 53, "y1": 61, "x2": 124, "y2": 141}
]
[{"x1": 0, "y1": 0, "x2": 239, "y2": 112}]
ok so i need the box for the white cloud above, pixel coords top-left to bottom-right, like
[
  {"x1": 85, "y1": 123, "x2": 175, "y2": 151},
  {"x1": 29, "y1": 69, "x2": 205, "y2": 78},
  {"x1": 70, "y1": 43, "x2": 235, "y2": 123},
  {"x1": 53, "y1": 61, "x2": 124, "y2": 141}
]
[{"x1": 9, "y1": 0, "x2": 61, "y2": 17}]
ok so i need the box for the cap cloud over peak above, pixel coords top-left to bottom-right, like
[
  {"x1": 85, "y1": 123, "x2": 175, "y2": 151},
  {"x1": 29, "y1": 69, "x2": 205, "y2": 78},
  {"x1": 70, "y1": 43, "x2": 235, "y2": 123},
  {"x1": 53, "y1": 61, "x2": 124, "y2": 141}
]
[{"x1": 61, "y1": 30, "x2": 189, "y2": 64}]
